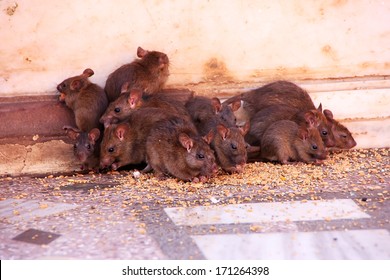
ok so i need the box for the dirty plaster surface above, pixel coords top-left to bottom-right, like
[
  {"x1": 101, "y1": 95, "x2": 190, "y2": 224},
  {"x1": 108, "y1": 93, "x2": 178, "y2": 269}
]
[{"x1": 0, "y1": 148, "x2": 389, "y2": 260}]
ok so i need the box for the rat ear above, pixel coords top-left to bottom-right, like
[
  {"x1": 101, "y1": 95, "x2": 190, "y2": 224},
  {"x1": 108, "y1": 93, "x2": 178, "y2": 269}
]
[
  {"x1": 82, "y1": 68, "x2": 94, "y2": 77},
  {"x1": 179, "y1": 133, "x2": 193, "y2": 152},
  {"x1": 323, "y1": 109, "x2": 334, "y2": 120},
  {"x1": 216, "y1": 124, "x2": 229, "y2": 140},
  {"x1": 121, "y1": 82, "x2": 130, "y2": 94},
  {"x1": 88, "y1": 128, "x2": 101, "y2": 144},
  {"x1": 317, "y1": 103, "x2": 323, "y2": 112},
  {"x1": 63, "y1": 126, "x2": 81, "y2": 140},
  {"x1": 137, "y1": 47, "x2": 148, "y2": 58},
  {"x1": 128, "y1": 89, "x2": 142, "y2": 109},
  {"x1": 202, "y1": 130, "x2": 214, "y2": 145},
  {"x1": 304, "y1": 110, "x2": 319, "y2": 127},
  {"x1": 230, "y1": 100, "x2": 241, "y2": 112},
  {"x1": 211, "y1": 97, "x2": 222, "y2": 113},
  {"x1": 239, "y1": 122, "x2": 250, "y2": 136},
  {"x1": 70, "y1": 79, "x2": 83, "y2": 91},
  {"x1": 115, "y1": 124, "x2": 128, "y2": 141},
  {"x1": 298, "y1": 127, "x2": 308, "y2": 140}
]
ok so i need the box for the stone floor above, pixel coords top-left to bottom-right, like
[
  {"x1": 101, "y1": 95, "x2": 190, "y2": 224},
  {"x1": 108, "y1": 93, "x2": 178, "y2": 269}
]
[{"x1": 0, "y1": 148, "x2": 389, "y2": 260}]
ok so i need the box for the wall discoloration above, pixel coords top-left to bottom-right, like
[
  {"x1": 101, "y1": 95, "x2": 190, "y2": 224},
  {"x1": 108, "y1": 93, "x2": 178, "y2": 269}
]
[
  {"x1": 5, "y1": 2, "x2": 18, "y2": 16},
  {"x1": 321, "y1": 45, "x2": 338, "y2": 62},
  {"x1": 203, "y1": 58, "x2": 234, "y2": 83},
  {"x1": 0, "y1": 0, "x2": 389, "y2": 95}
]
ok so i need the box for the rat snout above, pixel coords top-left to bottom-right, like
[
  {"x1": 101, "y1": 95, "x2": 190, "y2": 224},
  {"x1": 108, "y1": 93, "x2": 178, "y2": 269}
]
[
  {"x1": 160, "y1": 54, "x2": 169, "y2": 65},
  {"x1": 348, "y1": 138, "x2": 357, "y2": 149},
  {"x1": 234, "y1": 162, "x2": 246, "y2": 173},
  {"x1": 77, "y1": 152, "x2": 88, "y2": 163},
  {"x1": 100, "y1": 157, "x2": 113, "y2": 170},
  {"x1": 56, "y1": 84, "x2": 63, "y2": 92},
  {"x1": 99, "y1": 116, "x2": 119, "y2": 128},
  {"x1": 100, "y1": 116, "x2": 118, "y2": 128},
  {"x1": 58, "y1": 93, "x2": 66, "y2": 102},
  {"x1": 211, "y1": 162, "x2": 219, "y2": 174},
  {"x1": 111, "y1": 162, "x2": 120, "y2": 170},
  {"x1": 316, "y1": 150, "x2": 328, "y2": 161}
]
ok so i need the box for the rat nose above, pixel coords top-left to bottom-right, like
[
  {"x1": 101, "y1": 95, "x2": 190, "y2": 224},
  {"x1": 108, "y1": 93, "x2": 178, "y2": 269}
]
[{"x1": 234, "y1": 163, "x2": 245, "y2": 173}]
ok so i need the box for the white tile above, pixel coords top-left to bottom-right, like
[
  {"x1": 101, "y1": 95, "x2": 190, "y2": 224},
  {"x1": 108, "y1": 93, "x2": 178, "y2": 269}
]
[
  {"x1": 0, "y1": 199, "x2": 78, "y2": 222},
  {"x1": 192, "y1": 229, "x2": 390, "y2": 260},
  {"x1": 164, "y1": 199, "x2": 370, "y2": 226}
]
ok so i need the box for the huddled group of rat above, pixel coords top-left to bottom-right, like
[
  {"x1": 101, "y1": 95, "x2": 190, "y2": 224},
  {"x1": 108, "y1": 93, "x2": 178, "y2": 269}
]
[{"x1": 57, "y1": 46, "x2": 357, "y2": 183}]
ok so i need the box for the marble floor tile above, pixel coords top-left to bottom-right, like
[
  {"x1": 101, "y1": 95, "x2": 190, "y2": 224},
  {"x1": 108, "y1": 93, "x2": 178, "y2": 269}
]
[
  {"x1": 0, "y1": 199, "x2": 79, "y2": 222},
  {"x1": 192, "y1": 229, "x2": 390, "y2": 260},
  {"x1": 164, "y1": 199, "x2": 370, "y2": 226}
]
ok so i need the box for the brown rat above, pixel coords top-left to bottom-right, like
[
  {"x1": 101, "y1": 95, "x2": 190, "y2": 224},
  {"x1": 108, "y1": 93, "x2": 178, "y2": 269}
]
[
  {"x1": 211, "y1": 123, "x2": 250, "y2": 173},
  {"x1": 99, "y1": 107, "x2": 188, "y2": 170},
  {"x1": 245, "y1": 105, "x2": 300, "y2": 147},
  {"x1": 260, "y1": 116, "x2": 327, "y2": 164},
  {"x1": 63, "y1": 126, "x2": 101, "y2": 171},
  {"x1": 100, "y1": 85, "x2": 192, "y2": 128},
  {"x1": 245, "y1": 104, "x2": 336, "y2": 149},
  {"x1": 225, "y1": 80, "x2": 356, "y2": 149},
  {"x1": 144, "y1": 116, "x2": 217, "y2": 182},
  {"x1": 104, "y1": 46, "x2": 169, "y2": 102},
  {"x1": 185, "y1": 96, "x2": 249, "y2": 173},
  {"x1": 57, "y1": 68, "x2": 108, "y2": 132},
  {"x1": 185, "y1": 96, "x2": 241, "y2": 135},
  {"x1": 223, "y1": 80, "x2": 315, "y2": 118},
  {"x1": 323, "y1": 109, "x2": 357, "y2": 150}
]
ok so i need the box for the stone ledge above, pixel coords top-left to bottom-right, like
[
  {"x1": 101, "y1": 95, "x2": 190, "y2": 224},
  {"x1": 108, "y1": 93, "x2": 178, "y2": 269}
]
[{"x1": 0, "y1": 140, "x2": 79, "y2": 177}]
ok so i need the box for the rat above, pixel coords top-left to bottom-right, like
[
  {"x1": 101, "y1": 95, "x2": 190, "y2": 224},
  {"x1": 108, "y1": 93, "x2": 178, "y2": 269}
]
[
  {"x1": 185, "y1": 96, "x2": 241, "y2": 135},
  {"x1": 260, "y1": 118, "x2": 327, "y2": 164},
  {"x1": 245, "y1": 105, "x2": 300, "y2": 147},
  {"x1": 323, "y1": 109, "x2": 357, "y2": 150},
  {"x1": 246, "y1": 105, "x2": 334, "y2": 161},
  {"x1": 185, "y1": 95, "x2": 249, "y2": 173},
  {"x1": 224, "y1": 80, "x2": 356, "y2": 149},
  {"x1": 99, "y1": 107, "x2": 190, "y2": 170},
  {"x1": 223, "y1": 80, "x2": 315, "y2": 118},
  {"x1": 245, "y1": 103, "x2": 336, "y2": 148},
  {"x1": 210, "y1": 122, "x2": 250, "y2": 173},
  {"x1": 63, "y1": 126, "x2": 101, "y2": 171},
  {"x1": 57, "y1": 68, "x2": 108, "y2": 132},
  {"x1": 104, "y1": 46, "x2": 169, "y2": 102},
  {"x1": 143, "y1": 116, "x2": 217, "y2": 182},
  {"x1": 100, "y1": 84, "x2": 192, "y2": 128}
]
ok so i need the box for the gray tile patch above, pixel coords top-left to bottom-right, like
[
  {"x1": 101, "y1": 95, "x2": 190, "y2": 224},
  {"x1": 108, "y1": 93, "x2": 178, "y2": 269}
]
[
  {"x1": 12, "y1": 228, "x2": 61, "y2": 245},
  {"x1": 191, "y1": 229, "x2": 390, "y2": 260},
  {"x1": 0, "y1": 199, "x2": 79, "y2": 222},
  {"x1": 60, "y1": 183, "x2": 117, "y2": 192},
  {"x1": 164, "y1": 199, "x2": 371, "y2": 226},
  {"x1": 133, "y1": 205, "x2": 206, "y2": 260}
]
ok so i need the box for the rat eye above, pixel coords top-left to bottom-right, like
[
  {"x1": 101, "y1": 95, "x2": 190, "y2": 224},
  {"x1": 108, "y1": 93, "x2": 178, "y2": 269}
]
[
  {"x1": 87, "y1": 144, "x2": 91, "y2": 150},
  {"x1": 196, "y1": 153, "x2": 205, "y2": 160},
  {"x1": 341, "y1": 134, "x2": 347, "y2": 139},
  {"x1": 312, "y1": 144, "x2": 318, "y2": 150},
  {"x1": 114, "y1": 107, "x2": 121, "y2": 113},
  {"x1": 231, "y1": 143, "x2": 237, "y2": 150},
  {"x1": 108, "y1": 147, "x2": 115, "y2": 153},
  {"x1": 321, "y1": 130, "x2": 328, "y2": 136}
]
